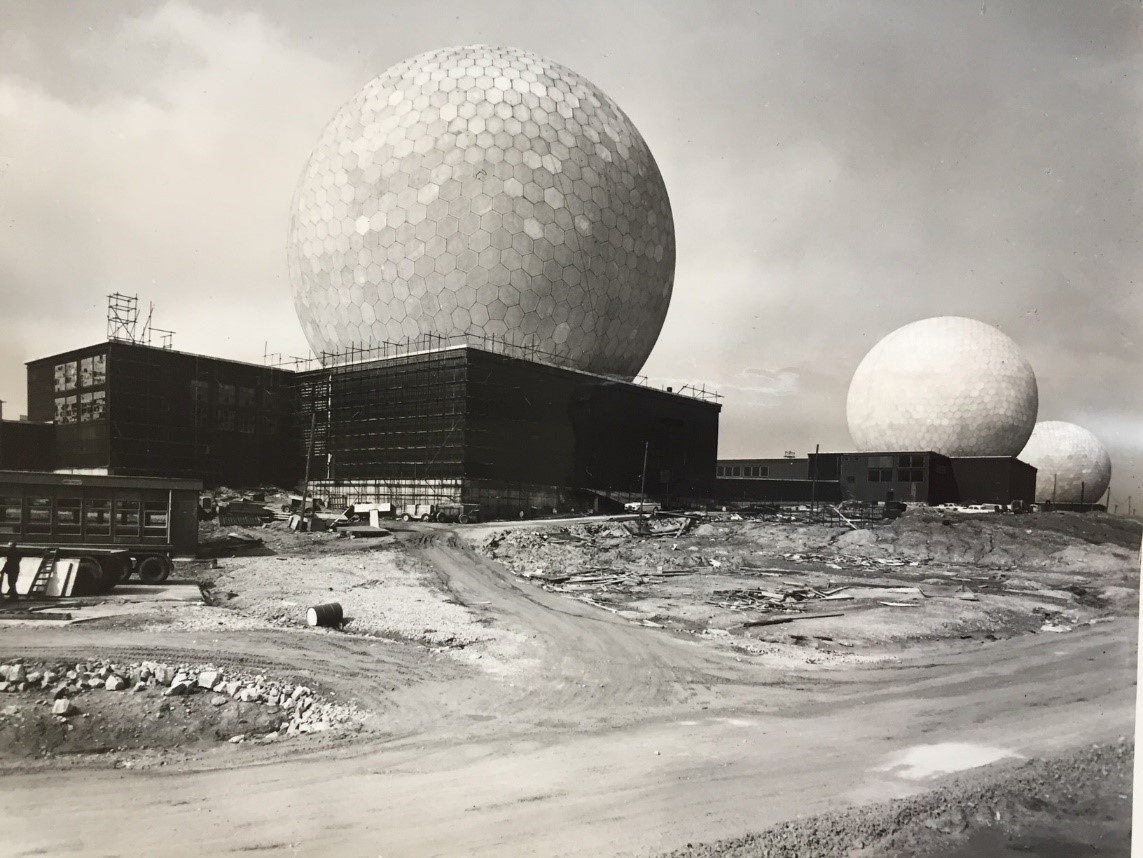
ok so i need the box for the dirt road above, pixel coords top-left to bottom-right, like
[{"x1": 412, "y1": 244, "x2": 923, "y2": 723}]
[{"x1": 2, "y1": 533, "x2": 1136, "y2": 856}]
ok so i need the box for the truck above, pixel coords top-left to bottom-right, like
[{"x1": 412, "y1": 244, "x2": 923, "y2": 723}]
[
  {"x1": 433, "y1": 503, "x2": 481, "y2": 524},
  {"x1": 0, "y1": 470, "x2": 201, "y2": 588},
  {"x1": 399, "y1": 503, "x2": 436, "y2": 522}
]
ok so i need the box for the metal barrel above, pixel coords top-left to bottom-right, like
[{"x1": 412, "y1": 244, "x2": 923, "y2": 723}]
[{"x1": 306, "y1": 602, "x2": 343, "y2": 628}]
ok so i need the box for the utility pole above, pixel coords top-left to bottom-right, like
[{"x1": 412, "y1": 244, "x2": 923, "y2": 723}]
[
  {"x1": 810, "y1": 443, "x2": 819, "y2": 514},
  {"x1": 638, "y1": 441, "x2": 649, "y2": 512}
]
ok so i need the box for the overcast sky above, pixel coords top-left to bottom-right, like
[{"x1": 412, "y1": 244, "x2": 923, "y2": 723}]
[{"x1": 1, "y1": 1, "x2": 1139, "y2": 504}]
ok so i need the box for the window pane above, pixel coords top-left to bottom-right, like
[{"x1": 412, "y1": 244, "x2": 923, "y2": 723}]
[
  {"x1": 0, "y1": 496, "x2": 20, "y2": 535},
  {"x1": 80, "y1": 357, "x2": 94, "y2": 387},
  {"x1": 56, "y1": 498, "x2": 82, "y2": 532},
  {"x1": 85, "y1": 499, "x2": 111, "y2": 536},
  {"x1": 26, "y1": 497, "x2": 52, "y2": 534},
  {"x1": 91, "y1": 354, "x2": 106, "y2": 385},
  {"x1": 143, "y1": 502, "x2": 168, "y2": 533}
]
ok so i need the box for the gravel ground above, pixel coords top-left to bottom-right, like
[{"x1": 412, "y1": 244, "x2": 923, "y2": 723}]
[{"x1": 661, "y1": 740, "x2": 1133, "y2": 857}]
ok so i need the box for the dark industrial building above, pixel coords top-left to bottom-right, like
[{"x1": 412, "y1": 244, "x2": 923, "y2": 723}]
[
  {"x1": 0, "y1": 420, "x2": 54, "y2": 471},
  {"x1": 25, "y1": 341, "x2": 298, "y2": 487},
  {"x1": 11, "y1": 338, "x2": 720, "y2": 516},
  {"x1": 716, "y1": 451, "x2": 1036, "y2": 507},
  {"x1": 300, "y1": 344, "x2": 722, "y2": 515}
]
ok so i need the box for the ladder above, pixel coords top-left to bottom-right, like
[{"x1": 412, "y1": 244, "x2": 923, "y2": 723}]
[{"x1": 26, "y1": 549, "x2": 59, "y2": 598}]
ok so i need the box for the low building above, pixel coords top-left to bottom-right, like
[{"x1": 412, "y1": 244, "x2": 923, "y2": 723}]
[{"x1": 718, "y1": 451, "x2": 1037, "y2": 507}]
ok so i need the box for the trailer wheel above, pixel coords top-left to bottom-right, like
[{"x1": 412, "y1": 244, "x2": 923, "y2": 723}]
[
  {"x1": 401, "y1": 513, "x2": 411, "y2": 522},
  {"x1": 74, "y1": 556, "x2": 112, "y2": 596},
  {"x1": 458, "y1": 513, "x2": 470, "y2": 524},
  {"x1": 97, "y1": 555, "x2": 128, "y2": 588},
  {"x1": 137, "y1": 555, "x2": 171, "y2": 584},
  {"x1": 419, "y1": 513, "x2": 431, "y2": 522}
]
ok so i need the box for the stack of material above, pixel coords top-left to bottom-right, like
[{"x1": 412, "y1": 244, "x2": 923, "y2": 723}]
[{"x1": 706, "y1": 583, "x2": 852, "y2": 613}]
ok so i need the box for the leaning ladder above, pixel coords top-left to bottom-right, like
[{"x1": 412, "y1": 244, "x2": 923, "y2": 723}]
[{"x1": 26, "y1": 549, "x2": 60, "y2": 598}]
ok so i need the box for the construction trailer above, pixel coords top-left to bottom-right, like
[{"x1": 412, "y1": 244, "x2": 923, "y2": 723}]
[
  {"x1": 0, "y1": 470, "x2": 201, "y2": 584},
  {"x1": 297, "y1": 339, "x2": 722, "y2": 517}
]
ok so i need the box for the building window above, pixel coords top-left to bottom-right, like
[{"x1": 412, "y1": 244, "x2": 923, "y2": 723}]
[
  {"x1": 217, "y1": 409, "x2": 236, "y2": 431},
  {"x1": 716, "y1": 465, "x2": 725, "y2": 477},
  {"x1": 217, "y1": 384, "x2": 236, "y2": 405},
  {"x1": 54, "y1": 396, "x2": 79, "y2": 424},
  {"x1": 900, "y1": 468, "x2": 924, "y2": 482},
  {"x1": 54, "y1": 362, "x2": 78, "y2": 392},
  {"x1": 898, "y1": 454, "x2": 924, "y2": 468},
  {"x1": 237, "y1": 386, "x2": 255, "y2": 408},
  {"x1": 79, "y1": 391, "x2": 107, "y2": 422},
  {"x1": 868, "y1": 468, "x2": 894, "y2": 482},
  {"x1": 732, "y1": 466, "x2": 741, "y2": 477},
  {"x1": 237, "y1": 411, "x2": 256, "y2": 434},
  {"x1": 759, "y1": 466, "x2": 769, "y2": 477},
  {"x1": 78, "y1": 355, "x2": 106, "y2": 388}
]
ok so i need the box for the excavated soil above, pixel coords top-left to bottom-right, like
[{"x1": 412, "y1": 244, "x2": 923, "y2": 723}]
[{"x1": 0, "y1": 510, "x2": 1137, "y2": 856}]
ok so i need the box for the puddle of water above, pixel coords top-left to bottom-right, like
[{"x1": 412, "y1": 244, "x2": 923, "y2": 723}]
[{"x1": 875, "y1": 742, "x2": 1022, "y2": 781}]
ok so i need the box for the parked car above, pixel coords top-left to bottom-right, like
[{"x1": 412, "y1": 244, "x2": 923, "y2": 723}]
[{"x1": 623, "y1": 500, "x2": 662, "y2": 513}]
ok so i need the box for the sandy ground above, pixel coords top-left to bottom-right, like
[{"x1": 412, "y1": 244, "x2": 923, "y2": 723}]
[{"x1": 0, "y1": 510, "x2": 1137, "y2": 856}]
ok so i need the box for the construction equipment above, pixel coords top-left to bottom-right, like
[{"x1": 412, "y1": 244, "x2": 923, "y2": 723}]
[
  {"x1": 400, "y1": 503, "x2": 436, "y2": 522},
  {"x1": 434, "y1": 503, "x2": 481, "y2": 524}
]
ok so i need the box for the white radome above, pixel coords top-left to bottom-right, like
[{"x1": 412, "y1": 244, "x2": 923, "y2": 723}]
[
  {"x1": 846, "y1": 316, "x2": 1038, "y2": 457},
  {"x1": 1019, "y1": 421, "x2": 1112, "y2": 503},
  {"x1": 287, "y1": 45, "x2": 675, "y2": 378}
]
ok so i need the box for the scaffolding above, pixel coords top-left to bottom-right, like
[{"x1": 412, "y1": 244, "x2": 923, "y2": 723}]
[
  {"x1": 107, "y1": 293, "x2": 139, "y2": 342},
  {"x1": 106, "y1": 293, "x2": 175, "y2": 349},
  {"x1": 282, "y1": 332, "x2": 721, "y2": 404}
]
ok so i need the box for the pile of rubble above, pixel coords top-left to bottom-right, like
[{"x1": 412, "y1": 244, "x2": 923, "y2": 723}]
[{"x1": 0, "y1": 659, "x2": 365, "y2": 740}]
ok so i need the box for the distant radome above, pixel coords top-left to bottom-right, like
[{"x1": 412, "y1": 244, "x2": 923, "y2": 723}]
[
  {"x1": 1019, "y1": 421, "x2": 1112, "y2": 503},
  {"x1": 287, "y1": 45, "x2": 675, "y2": 379},
  {"x1": 846, "y1": 316, "x2": 1038, "y2": 457}
]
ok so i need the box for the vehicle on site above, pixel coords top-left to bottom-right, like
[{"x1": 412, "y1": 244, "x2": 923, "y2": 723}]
[
  {"x1": 0, "y1": 470, "x2": 201, "y2": 587},
  {"x1": 281, "y1": 493, "x2": 324, "y2": 516},
  {"x1": 400, "y1": 503, "x2": 436, "y2": 522},
  {"x1": 623, "y1": 500, "x2": 662, "y2": 513},
  {"x1": 434, "y1": 503, "x2": 481, "y2": 524}
]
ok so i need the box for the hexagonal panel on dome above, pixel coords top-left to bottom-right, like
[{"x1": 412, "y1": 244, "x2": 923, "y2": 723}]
[{"x1": 288, "y1": 45, "x2": 675, "y2": 378}]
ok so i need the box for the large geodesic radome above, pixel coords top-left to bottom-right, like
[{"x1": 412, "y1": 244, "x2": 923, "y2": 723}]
[
  {"x1": 846, "y1": 316, "x2": 1038, "y2": 457},
  {"x1": 1019, "y1": 421, "x2": 1111, "y2": 503},
  {"x1": 287, "y1": 45, "x2": 675, "y2": 378}
]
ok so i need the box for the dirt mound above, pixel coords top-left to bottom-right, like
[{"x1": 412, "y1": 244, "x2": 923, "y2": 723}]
[{"x1": 662, "y1": 740, "x2": 1133, "y2": 857}]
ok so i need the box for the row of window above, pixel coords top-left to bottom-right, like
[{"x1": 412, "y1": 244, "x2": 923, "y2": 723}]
[
  {"x1": 54, "y1": 356, "x2": 107, "y2": 392},
  {"x1": 54, "y1": 391, "x2": 107, "y2": 424},
  {"x1": 0, "y1": 496, "x2": 167, "y2": 538},
  {"x1": 868, "y1": 467, "x2": 925, "y2": 483},
  {"x1": 717, "y1": 465, "x2": 770, "y2": 478}
]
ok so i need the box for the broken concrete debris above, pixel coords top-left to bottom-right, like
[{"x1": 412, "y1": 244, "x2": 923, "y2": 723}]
[{"x1": 0, "y1": 658, "x2": 365, "y2": 739}]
